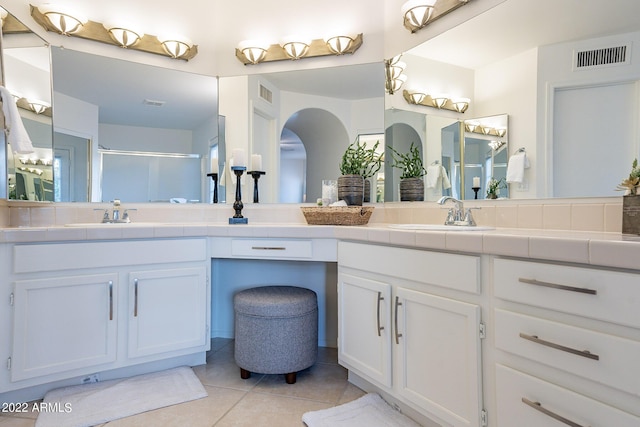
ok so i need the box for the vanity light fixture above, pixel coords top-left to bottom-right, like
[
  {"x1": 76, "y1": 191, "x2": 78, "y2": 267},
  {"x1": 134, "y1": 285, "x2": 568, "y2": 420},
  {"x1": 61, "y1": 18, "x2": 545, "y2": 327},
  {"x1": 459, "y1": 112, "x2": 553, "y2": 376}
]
[
  {"x1": 402, "y1": 0, "x2": 471, "y2": 33},
  {"x1": 495, "y1": 127, "x2": 507, "y2": 137},
  {"x1": 236, "y1": 34, "x2": 363, "y2": 65},
  {"x1": 403, "y1": 89, "x2": 470, "y2": 113},
  {"x1": 30, "y1": 5, "x2": 198, "y2": 60},
  {"x1": 464, "y1": 120, "x2": 505, "y2": 137},
  {"x1": 37, "y1": 4, "x2": 86, "y2": 35},
  {"x1": 27, "y1": 100, "x2": 49, "y2": 114},
  {"x1": 280, "y1": 38, "x2": 311, "y2": 60},
  {"x1": 384, "y1": 55, "x2": 407, "y2": 94},
  {"x1": 104, "y1": 25, "x2": 144, "y2": 48}
]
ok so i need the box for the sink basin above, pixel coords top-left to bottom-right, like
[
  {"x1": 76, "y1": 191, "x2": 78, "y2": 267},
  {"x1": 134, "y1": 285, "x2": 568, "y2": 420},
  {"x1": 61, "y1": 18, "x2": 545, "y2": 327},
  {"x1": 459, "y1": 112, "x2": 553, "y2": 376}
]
[
  {"x1": 64, "y1": 222, "x2": 161, "y2": 227},
  {"x1": 388, "y1": 224, "x2": 495, "y2": 231}
]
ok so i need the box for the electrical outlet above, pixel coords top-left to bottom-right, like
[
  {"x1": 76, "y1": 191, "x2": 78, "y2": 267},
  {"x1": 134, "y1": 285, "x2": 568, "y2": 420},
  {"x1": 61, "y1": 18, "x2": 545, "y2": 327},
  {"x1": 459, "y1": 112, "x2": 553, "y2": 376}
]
[
  {"x1": 81, "y1": 374, "x2": 100, "y2": 384},
  {"x1": 516, "y1": 179, "x2": 529, "y2": 191}
]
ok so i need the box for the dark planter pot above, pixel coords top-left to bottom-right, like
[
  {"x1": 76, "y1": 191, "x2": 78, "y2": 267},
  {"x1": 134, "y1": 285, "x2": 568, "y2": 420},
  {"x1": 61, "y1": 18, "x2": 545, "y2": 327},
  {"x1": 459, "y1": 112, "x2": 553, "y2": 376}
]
[
  {"x1": 338, "y1": 174, "x2": 364, "y2": 206},
  {"x1": 399, "y1": 177, "x2": 424, "y2": 201}
]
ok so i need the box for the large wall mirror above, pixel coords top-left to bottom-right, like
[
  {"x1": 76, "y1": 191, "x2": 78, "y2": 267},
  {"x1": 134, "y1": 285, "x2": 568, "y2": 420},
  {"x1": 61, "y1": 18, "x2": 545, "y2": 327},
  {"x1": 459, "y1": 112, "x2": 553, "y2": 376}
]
[{"x1": 386, "y1": 0, "x2": 640, "y2": 200}]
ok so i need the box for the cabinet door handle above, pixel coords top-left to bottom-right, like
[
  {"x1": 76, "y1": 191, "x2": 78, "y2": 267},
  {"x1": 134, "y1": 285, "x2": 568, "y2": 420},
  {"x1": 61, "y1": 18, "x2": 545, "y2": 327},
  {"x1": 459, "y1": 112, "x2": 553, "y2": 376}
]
[
  {"x1": 394, "y1": 296, "x2": 403, "y2": 344},
  {"x1": 376, "y1": 292, "x2": 384, "y2": 336},
  {"x1": 251, "y1": 246, "x2": 286, "y2": 250},
  {"x1": 518, "y1": 277, "x2": 597, "y2": 295},
  {"x1": 522, "y1": 398, "x2": 587, "y2": 427},
  {"x1": 108, "y1": 281, "x2": 113, "y2": 321},
  {"x1": 134, "y1": 279, "x2": 139, "y2": 317},
  {"x1": 519, "y1": 333, "x2": 599, "y2": 360}
]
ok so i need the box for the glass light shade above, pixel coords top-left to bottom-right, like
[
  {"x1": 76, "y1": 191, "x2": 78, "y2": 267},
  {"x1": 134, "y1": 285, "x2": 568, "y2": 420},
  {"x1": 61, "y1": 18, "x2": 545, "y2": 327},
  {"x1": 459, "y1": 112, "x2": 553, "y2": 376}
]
[
  {"x1": 324, "y1": 35, "x2": 354, "y2": 54},
  {"x1": 105, "y1": 26, "x2": 144, "y2": 48},
  {"x1": 465, "y1": 122, "x2": 478, "y2": 132},
  {"x1": 481, "y1": 126, "x2": 493, "y2": 135},
  {"x1": 388, "y1": 74, "x2": 407, "y2": 93},
  {"x1": 38, "y1": 5, "x2": 87, "y2": 35},
  {"x1": 402, "y1": 0, "x2": 437, "y2": 30},
  {"x1": 388, "y1": 54, "x2": 403, "y2": 66},
  {"x1": 281, "y1": 39, "x2": 310, "y2": 60},
  {"x1": 496, "y1": 127, "x2": 507, "y2": 137},
  {"x1": 388, "y1": 61, "x2": 406, "y2": 79},
  {"x1": 409, "y1": 92, "x2": 426, "y2": 104},
  {"x1": 238, "y1": 40, "x2": 270, "y2": 64},
  {"x1": 160, "y1": 38, "x2": 193, "y2": 59},
  {"x1": 432, "y1": 94, "x2": 449, "y2": 109},
  {"x1": 27, "y1": 100, "x2": 49, "y2": 114},
  {"x1": 451, "y1": 97, "x2": 470, "y2": 113}
]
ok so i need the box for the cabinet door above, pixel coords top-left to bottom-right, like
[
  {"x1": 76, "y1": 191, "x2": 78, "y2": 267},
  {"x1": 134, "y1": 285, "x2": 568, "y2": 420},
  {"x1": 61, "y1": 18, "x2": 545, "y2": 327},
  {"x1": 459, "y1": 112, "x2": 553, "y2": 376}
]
[
  {"x1": 12, "y1": 274, "x2": 118, "y2": 381},
  {"x1": 128, "y1": 267, "x2": 207, "y2": 358},
  {"x1": 338, "y1": 272, "x2": 392, "y2": 387},
  {"x1": 395, "y1": 287, "x2": 482, "y2": 427}
]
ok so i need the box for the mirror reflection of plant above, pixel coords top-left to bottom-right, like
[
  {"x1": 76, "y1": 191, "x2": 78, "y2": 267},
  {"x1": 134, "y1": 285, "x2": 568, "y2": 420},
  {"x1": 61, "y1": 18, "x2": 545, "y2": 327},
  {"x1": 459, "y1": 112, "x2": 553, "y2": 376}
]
[
  {"x1": 486, "y1": 177, "x2": 506, "y2": 198},
  {"x1": 387, "y1": 142, "x2": 427, "y2": 179},
  {"x1": 339, "y1": 139, "x2": 383, "y2": 178}
]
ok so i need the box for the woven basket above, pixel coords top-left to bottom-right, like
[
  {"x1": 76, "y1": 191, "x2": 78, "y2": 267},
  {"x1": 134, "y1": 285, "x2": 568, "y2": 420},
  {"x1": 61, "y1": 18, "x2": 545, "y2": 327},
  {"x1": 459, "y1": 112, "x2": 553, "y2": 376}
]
[{"x1": 300, "y1": 206, "x2": 374, "y2": 226}]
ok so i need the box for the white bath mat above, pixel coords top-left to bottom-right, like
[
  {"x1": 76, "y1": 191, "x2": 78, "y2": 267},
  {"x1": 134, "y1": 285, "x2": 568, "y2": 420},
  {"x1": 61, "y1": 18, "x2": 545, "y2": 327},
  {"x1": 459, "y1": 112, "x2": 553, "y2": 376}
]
[
  {"x1": 302, "y1": 393, "x2": 422, "y2": 427},
  {"x1": 35, "y1": 366, "x2": 207, "y2": 427}
]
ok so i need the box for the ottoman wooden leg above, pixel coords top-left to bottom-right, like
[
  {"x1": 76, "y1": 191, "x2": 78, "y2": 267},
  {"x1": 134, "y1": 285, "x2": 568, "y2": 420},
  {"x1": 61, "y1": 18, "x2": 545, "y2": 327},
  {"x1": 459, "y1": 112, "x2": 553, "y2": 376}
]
[
  {"x1": 240, "y1": 368, "x2": 251, "y2": 379},
  {"x1": 285, "y1": 372, "x2": 297, "y2": 384}
]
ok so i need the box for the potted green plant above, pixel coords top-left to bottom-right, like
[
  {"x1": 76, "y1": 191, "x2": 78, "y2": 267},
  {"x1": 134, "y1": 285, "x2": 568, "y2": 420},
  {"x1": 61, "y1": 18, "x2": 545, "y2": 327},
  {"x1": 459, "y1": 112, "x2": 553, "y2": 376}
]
[
  {"x1": 388, "y1": 142, "x2": 427, "y2": 201},
  {"x1": 619, "y1": 159, "x2": 640, "y2": 235},
  {"x1": 338, "y1": 139, "x2": 382, "y2": 205},
  {"x1": 486, "y1": 177, "x2": 505, "y2": 199}
]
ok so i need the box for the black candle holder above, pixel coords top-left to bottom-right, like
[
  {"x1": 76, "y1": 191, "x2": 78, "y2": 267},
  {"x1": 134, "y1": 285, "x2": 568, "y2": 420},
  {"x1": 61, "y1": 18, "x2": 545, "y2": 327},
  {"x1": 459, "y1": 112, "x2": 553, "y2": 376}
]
[
  {"x1": 207, "y1": 173, "x2": 218, "y2": 203},
  {"x1": 229, "y1": 166, "x2": 248, "y2": 224},
  {"x1": 248, "y1": 171, "x2": 266, "y2": 203},
  {"x1": 472, "y1": 186, "x2": 480, "y2": 200}
]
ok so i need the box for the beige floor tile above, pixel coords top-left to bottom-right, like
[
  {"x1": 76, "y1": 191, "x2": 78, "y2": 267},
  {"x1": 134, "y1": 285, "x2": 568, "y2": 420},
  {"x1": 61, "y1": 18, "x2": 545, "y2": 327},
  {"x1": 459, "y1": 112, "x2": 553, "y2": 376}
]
[
  {"x1": 338, "y1": 383, "x2": 367, "y2": 404},
  {"x1": 252, "y1": 361, "x2": 349, "y2": 403},
  {"x1": 0, "y1": 417, "x2": 36, "y2": 427},
  {"x1": 215, "y1": 391, "x2": 332, "y2": 427},
  {"x1": 103, "y1": 385, "x2": 244, "y2": 427},
  {"x1": 194, "y1": 352, "x2": 264, "y2": 391}
]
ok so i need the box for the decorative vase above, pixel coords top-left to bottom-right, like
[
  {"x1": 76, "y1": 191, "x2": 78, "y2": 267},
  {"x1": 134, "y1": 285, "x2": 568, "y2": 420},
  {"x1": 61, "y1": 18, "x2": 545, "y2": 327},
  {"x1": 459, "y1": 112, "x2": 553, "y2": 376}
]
[
  {"x1": 338, "y1": 174, "x2": 364, "y2": 206},
  {"x1": 487, "y1": 193, "x2": 498, "y2": 199},
  {"x1": 622, "y1": 194, "x2": 640, "y2": 235},
  {"x1": 399, "y1": 177, "x2": 424, "y2": 201}
]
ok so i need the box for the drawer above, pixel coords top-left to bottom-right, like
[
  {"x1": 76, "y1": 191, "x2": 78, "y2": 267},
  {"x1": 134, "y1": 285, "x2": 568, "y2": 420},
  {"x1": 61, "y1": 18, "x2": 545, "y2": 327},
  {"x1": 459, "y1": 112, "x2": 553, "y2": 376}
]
[
  {"x1": 493, "y1": 258, "x2": 640, "y2": 328},
  {"x1": 230, "y1": 239, "x2": 313, "y2": 259},
  {"x1": 339, "y1": 241, "x2": 480, "y2": 294},
  {"x1": 495, "y1": 309, "x2": 640, "y2": 396},
  {"x1": 495, "y1": 364, "x2": 640, "y2": 427},
  {"x1": 14, "y1": 238, "x2": 207, "y2": 273}
]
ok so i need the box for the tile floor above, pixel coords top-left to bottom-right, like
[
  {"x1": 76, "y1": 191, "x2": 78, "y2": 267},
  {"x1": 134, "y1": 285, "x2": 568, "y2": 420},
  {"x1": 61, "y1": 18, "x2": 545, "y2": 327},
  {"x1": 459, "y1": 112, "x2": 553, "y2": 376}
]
[{"x1": 0, "y1": 338, "x2": 366, "y2": 426}]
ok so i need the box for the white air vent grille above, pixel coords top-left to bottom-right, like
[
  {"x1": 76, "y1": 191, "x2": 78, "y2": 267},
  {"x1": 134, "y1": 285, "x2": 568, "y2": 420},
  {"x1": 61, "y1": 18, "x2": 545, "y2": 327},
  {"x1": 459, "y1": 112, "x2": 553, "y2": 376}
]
[
  {"x1": 259, "y1": 84, "x2": 273, "y2": 103},
  {"x1": 575, "y1": 45, "x2": 629, "y2": 69}
]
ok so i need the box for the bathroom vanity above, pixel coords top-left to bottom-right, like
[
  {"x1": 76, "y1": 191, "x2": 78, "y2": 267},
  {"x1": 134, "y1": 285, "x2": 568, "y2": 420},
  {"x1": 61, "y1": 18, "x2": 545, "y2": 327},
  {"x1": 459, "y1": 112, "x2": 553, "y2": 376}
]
[{"x1": 1, "y1": 221, "x2": 639, "y2": 427}]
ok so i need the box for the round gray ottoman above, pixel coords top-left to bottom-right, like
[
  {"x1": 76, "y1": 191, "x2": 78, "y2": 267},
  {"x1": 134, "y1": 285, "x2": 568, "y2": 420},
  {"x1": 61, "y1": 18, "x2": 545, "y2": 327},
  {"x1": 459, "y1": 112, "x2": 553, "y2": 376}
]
[{"x1": 234, "y1": 285, "x2": 318, "y2": 384}]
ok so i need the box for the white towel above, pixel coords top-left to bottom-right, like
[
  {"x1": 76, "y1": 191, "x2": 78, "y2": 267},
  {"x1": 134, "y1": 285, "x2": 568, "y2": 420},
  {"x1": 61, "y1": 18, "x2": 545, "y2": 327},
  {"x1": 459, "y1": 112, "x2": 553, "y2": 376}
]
[
  {"x1": 0, "y1": 86, "x2": 34, "y2": 154},
  {"x1": 506, "y1": 152, "x2": 530, "y2": 183},
  {"x1": 426, "y1": 164, "x2": 451, "y2": 190}
]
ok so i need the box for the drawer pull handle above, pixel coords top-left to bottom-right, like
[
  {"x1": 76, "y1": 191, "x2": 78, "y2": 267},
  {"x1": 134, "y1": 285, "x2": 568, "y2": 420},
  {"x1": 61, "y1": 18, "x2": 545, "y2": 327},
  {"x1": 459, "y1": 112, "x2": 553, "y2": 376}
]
[
  {"x1": 108, "y1": 281, "x2": 113, "y2": 321},
  {"x1": 519, "y1": 333, "x2": 599, "y2": 360},
  {"x1": 134, "y1": 279, "x2": 139, "y2": 317},
  {"x1": 522, "y1": 398, "x2": 587, "y2": 427},
  {"x1": 251, "y1": 246, "x2": 287, "y2": 250},
  {"x1": 394, "y1": 296, "x2": 403, "y2": 344},
  {"x1": 376, "y1": 292, "x2": 384, "y2": 337},
  {"x1": 518, "y1": 278, "x2": 597, "y2": 295}
]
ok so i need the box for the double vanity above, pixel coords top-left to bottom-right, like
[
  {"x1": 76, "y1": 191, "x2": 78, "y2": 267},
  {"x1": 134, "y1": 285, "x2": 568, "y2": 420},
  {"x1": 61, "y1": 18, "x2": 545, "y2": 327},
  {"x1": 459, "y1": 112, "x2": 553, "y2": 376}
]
[{"x1": 1, "y1": 208, "x2": 639, "y2": 427}]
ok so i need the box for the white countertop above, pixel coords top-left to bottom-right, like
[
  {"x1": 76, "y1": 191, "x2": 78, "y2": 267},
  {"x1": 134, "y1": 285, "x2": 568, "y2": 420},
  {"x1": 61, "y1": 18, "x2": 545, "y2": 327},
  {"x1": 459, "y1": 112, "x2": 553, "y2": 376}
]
[{"x1": 1, "y1": 222, "x2": 638, "y2": 271}]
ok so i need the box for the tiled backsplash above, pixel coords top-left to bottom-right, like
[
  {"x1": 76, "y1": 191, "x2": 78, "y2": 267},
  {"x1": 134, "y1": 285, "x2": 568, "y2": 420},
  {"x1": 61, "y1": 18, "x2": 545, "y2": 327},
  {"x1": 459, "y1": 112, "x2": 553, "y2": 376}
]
[{"x1": 0, "y1": 198, "x2": 624, "y2": 232}]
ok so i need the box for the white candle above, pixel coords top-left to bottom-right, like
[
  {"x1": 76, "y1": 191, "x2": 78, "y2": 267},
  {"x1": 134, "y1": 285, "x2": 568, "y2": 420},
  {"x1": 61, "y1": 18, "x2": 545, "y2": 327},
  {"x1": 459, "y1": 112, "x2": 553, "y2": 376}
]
[
  {"x1": 473, "y1": 176, "x2": 480, "y2": 187},
  {"x1": 211, "y1": 156, "x2": 218, "y2": 172},
  {"x1": 232, "y1": 149, "x2": 246, "y2": 167},
  {"x1": 251, "y1": 154, "x2": 262, "y2": 171}
]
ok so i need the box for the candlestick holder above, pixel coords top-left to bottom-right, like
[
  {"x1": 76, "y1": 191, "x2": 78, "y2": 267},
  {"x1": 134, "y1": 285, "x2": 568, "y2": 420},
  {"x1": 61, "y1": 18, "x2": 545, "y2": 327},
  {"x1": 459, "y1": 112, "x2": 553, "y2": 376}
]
[
  {"x1": 207, "y1": 173, "x2": 218, "y2": 203},
  {"x1": 248, "y1": 171, "x2": 266, "y2": 203},
  {"x1": 472, "y1": 186, "x2": 480, "y2": 200},
  {"x1": 229, "y1": 166, "x2": 248, "y2": 224}
]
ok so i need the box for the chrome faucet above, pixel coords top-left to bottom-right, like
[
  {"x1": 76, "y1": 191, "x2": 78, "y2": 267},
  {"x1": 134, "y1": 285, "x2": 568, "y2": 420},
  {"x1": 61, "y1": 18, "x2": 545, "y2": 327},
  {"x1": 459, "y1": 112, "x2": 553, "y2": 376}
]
[
  {"x1": 437, "y1": 196, "x2": 479, "y2": 226},
  {"x1": 96, "y1": 199, "x2": 135, "y2": 223}
]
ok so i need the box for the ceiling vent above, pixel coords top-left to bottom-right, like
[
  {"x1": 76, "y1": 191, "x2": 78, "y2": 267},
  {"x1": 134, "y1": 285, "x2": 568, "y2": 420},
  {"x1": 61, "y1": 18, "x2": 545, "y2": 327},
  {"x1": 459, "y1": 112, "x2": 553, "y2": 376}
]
[
  {"x1": 574, "y1": 44, "x2": 630, "y2": 70},
  {"x1": 259, "y1": 84, "x2": 273, "y2": 103}
]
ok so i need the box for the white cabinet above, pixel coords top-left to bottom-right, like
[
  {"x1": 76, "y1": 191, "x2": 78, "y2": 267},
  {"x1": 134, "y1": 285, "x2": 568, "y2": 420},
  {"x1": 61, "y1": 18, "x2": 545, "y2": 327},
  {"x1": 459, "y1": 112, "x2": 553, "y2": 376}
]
[
  {"x1": 493, "y1": 257, "x2": 640, "y2": 424},
  {"x1": 3, "y1": 238, "x2": 209, "y2": 394},
  {"x1": 128, "y1": 267, "x2": 207, "y2": 358},
  {"x1": 11, "y1": 274, "x2": 118, "y2": 381},
  {"x1": 338, "y1": 241, "x2": 483, "y2": 427}
]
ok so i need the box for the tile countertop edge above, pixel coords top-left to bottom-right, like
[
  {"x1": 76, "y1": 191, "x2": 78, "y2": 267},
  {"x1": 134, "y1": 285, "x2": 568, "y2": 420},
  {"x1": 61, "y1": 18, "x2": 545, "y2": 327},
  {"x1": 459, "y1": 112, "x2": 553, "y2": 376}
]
[{"x1": 0, "y1": 223, "x2": 638, "y2": 270}]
